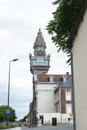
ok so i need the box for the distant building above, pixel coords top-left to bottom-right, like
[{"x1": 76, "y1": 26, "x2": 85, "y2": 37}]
[{"x1": 29, "y1": 29, "x2": 73, "y2": 127}]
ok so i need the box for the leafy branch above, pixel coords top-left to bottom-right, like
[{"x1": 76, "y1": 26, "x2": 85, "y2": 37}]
[{"x1": 47, "y1": 0, "x2": 84, "y2": 63}]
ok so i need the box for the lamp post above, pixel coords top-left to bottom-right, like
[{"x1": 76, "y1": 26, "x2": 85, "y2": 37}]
[{"x1": 7, "y1": 58, "x2": 18, "y2": 127}]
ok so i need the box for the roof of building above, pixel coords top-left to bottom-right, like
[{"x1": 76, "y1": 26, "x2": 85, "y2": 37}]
[
  {"x1": 58, "y1": 76, "x2": 72, "y2": 88},
  {"x1": 54, "y1": 76, "x2": 72, "y2": 93},
  {"x1": 33, "y1": 29, "x2": 46, "y2": 49},
  {"x1": 69, "y1": 0, "x2": 87, "y2": 46},
  {"x1": 37, "y1": 73, "x2": 71, "y2": 83}
]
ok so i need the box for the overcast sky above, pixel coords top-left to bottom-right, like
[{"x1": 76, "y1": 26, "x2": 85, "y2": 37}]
[{"x1": 0, "y1": 0, "x2": 71, "y2": 120}]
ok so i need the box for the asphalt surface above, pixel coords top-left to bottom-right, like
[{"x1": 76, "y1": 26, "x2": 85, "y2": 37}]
[{"x1": 5, "y1": 124, "x2": 73, "y2": 130}]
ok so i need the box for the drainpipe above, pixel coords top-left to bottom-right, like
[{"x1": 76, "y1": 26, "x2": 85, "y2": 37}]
[{"x1": 71, "y1": 51, "x2": 76, "y2": 130}]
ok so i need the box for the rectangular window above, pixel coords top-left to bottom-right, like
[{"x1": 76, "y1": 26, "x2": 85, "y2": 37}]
[
  {"x1": 66, "y1": 89, "x2": 71, "y2": 101},
  {"x1": 66, "y1": 104, "x2": 72, "y2": 113},
  {"x1": 34, "y1": 74, "x2": 37, "y2": 81}
]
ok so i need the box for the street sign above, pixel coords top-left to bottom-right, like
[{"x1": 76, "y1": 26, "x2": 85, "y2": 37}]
[{"x1": 5, "y1": 109, "x2": 10, "y2": 115}]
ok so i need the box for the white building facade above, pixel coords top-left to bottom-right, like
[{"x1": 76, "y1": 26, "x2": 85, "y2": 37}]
[
  {"x1": 72, "y1": 6, "x2": 87, "y2": 130},
  {"x1": 35, "y1": 82, "x2": 58, "y2": 126},
  {"x1": 33, "y1": 75, "x2": 73, "y2": 126}
]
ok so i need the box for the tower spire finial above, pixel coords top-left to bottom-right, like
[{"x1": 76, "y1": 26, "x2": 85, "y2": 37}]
[{"x1": 39, "y1": 28, "x2": 41, "y2": 32}]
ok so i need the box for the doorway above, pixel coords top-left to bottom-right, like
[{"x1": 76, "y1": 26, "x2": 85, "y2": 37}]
[{"x1": 52, "y1": 118, "x2": 57, "y2": 126}]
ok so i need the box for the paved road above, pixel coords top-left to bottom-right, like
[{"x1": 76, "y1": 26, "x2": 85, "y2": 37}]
[{"x1": 5, "y1": 124, "x2": 73, "y2": 130}]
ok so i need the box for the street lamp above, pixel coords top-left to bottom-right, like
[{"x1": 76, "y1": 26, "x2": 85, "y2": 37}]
[{"x1": 7, "y1": 58, "x2": 18, "y2": 126}]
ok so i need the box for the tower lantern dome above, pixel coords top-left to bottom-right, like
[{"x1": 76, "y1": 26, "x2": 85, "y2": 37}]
[
  {"x1": 33, "y1": 29, "x2": 46, "y2": 49},
  {"x1": 29, "y1": 29, "x2": 50, "y2": 74}
]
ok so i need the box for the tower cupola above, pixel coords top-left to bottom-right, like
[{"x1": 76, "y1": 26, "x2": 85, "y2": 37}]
[
  {"x1": 33, "y1": 29, "x2": 46, "y2": 56},
  {"x1": 29, "y1": 29, "x2": 50, "y2": 74}
]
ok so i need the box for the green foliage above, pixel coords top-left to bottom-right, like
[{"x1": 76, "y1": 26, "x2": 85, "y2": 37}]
[
  {"x1": 19, "y1": 114, "x2": 29, "y2": 122},
  {"x1": 0, "y1": 122, "x2": 19, "y2": 129},
  {"x1": 47, "y1": 0, "x2": 84, "y2": 55},
  {"x1": 0, "y1": 105, "x2": 17, "y2": 122}
]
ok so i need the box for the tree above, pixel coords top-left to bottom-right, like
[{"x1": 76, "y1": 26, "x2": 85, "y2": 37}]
[
  {"x1": 47, "y1": 0, "x2": 84, "y2": 63},
  {"x1": 19, "y1": 114, "x2": 29, "y2": 122},
  {"x1": 0, "y1": 105, "x2": 17, "y2": 122}
]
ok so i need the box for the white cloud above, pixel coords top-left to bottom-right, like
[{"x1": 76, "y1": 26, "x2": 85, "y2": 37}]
[{"x1": 0, "y1": 29, "x2": 10, "y2": 38}]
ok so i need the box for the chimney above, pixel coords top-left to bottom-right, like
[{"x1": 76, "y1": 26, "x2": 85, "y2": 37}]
[{"x1": 66, "y1": 72, "x2": 69, "y2": 80}]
